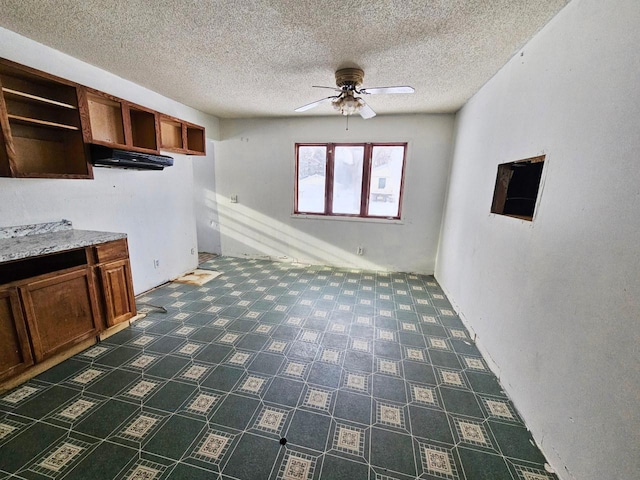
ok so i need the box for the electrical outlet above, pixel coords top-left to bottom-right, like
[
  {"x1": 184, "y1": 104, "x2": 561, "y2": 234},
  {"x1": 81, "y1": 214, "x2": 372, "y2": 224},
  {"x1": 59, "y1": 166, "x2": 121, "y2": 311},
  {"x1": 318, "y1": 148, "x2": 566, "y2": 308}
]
[
  {"x1": 356, "y1": 246, "x2": 364, "y2": 256},
  {"x1": 230, "y1": 194, "x2": 238, "y2": 203},
  {"x1": 153, "y1": 259, "x2": 160, "y2": 269}
]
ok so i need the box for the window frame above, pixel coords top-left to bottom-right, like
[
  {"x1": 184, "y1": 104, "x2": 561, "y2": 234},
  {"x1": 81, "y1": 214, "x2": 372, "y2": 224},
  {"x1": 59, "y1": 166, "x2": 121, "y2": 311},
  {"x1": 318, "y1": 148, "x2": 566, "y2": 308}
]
[{"x1": 294, "y1": 142, "x2": 407, "y2": 220}]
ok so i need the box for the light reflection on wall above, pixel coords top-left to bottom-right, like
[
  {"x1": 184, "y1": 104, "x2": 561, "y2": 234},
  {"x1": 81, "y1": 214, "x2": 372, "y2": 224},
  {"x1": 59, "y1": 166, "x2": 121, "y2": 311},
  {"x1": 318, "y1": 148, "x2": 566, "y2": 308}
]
[{"x1": 205, "y1": 190, "x2": 385, "y2": 270}]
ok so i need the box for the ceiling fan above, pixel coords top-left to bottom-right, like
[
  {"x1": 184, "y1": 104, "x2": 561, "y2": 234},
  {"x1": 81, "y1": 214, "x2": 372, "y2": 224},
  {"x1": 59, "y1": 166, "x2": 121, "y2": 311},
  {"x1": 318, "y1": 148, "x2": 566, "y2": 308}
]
[{"x1": 295, "y1": 68, "x2": 415, "y2": 119}]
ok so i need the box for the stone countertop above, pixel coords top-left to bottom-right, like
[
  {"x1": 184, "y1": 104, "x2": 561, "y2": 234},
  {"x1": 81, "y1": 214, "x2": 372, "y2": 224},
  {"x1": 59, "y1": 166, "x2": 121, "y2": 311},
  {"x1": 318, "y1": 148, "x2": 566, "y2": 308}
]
[{"x1": 0, "y1": 224, "x2": 127, "y2": 264}]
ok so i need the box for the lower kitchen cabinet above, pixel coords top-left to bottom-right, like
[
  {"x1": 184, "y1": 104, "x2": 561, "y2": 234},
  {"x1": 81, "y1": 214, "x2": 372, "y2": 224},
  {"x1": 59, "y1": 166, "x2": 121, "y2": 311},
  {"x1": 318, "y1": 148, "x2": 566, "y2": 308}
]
[
  {"x1": 99, "y1": 258, "x2": 136, "y2": 327},
  {"x1": 0, "y1": 287, "x2": 33, "y2": 382},
  {"x1": 20, "y1": 267, "x2": 99, "y2": 362},
  {"x1": 0, "y1": 237, "x2": 137, "y2": 387}
]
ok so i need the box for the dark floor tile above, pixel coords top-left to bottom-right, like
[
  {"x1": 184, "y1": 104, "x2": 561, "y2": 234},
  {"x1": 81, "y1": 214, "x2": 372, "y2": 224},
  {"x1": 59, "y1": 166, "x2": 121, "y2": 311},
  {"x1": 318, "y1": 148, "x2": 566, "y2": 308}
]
[
  {"x1": 440, "y1": 387, "x2": 484, "y2": 418},
  {"x1": 189, "y1": 326, "x2": 224, "y2": 342},
  {"x1": 440, "y1": 316, "x2": 466, "y2": 329},
  {"x1": 260, "y1": 311, "x2": 288, "y2": 323},
  {"x1": 398, "y1": 332, "x2": 427, "y2": 347},
  {"x1": 201, "y1": 365, "x2": 244, "y2": 392},
  {"x1": 13, "y1": 385, "x2": 79, "y2": 420},
  {"x1": 321, "y1": 454, "x2": 369, "y2": 479},
  {"x1": 451, "y1": 338, "x2": 482, "y2": 356},
  {"x1": 236, "y1": 333, "x2": 268, "y2": 351},
  {"x1": 307, "y1": 363, "x2": 342, "y2": 388},
  {"x1": 322, "y1": 333, "x2": 349, "y2": 349},
  {"x1": 420, "y1": 324, "x2": 448, "y2": 337},
  {"x1": 429, "y1": 350, "x2": 462, "y2": 369},
  {"x1": 195, "y1": 344, "x2": 233, "y2": 364},
  {"x1": 344, "y1": 351, "x2": 373, "y2": 373},
  {"x1": 145, "y1": 380, "x2": 196, "y2": 412},
  {"x1": 185, "y1": 313, "x2": 216, "y2": 325},
  {"x1": 248, "y1": 352, "x2": 284, "y2": 375},
  {"x1": 372, "y1": 374, "x2": 407, "y2": 403},
  {"x1": 168, "y1": 462, "x2": 218, "y2": 480},
  {"x1": 403, "y1": 361, "x2": 436, "y2": 385},
  {"x1": 74, "y1": 398, "x2": 138, "y2": 438},
  {"x1": 263, "y1": 377, "x2": 305, "y2": 407},
  {"x1": 61, "y1": 441, "x2": 137, "y2": 480},
  {"x1": 466, "y1": 371, "x2": 506, "y2": 396},
  {"x1": 146, "y1": 335, "x2": 184, "y2": 353},
  {"x1": 409, "y1": 405, "x2": 454, "y2": 443},
  {"x1": 183, "y1": 300, "x2": 212, "y2": 312},
  {"x1": 396, "y1": 311, "x2": 419, "y2": 323},
  {"x1": 101, "y1": 328, "x2": 138, "y2": 345},
  {"x1": 146, "y1": 321, "x2": 179, "y2": 335},
  {"x1": 95, "y1": 346, "x2": 141, "y2": 367},
  {"x1": 0, "y1": 422, "x2": 67, "y2": 473},
  {"x1": 489, "y1": 421, "x2": 547, "y2": 463},
  {"x1": 210, "y1": 394, "x2": 261, "y2": 430},
  {"x1": 222, "y1": 433, "x2": 281, "y2": 479},
  {"x1": 286, "y1": 410, "x2": 331, "y2": 452},
  {"x1": 457, "y1": 446, "x2": 513, "y2": 479},
  {"x1": 374, "y1": 316, "x2": 398, "y2": 330},
  {"x1": 304, "y1": 317, "x2": 328, "y2": 331},
  {"x1": 272, "y1": 325, "x2": 300, "y2": 340},
  {"x1": 145, "y1": 355, "x2": 191, "y2": 379},
  {"x1": 221, "y1": 306, "x2": 247, "y2": 318},
  {"x1": 228, "y1": 318, "x2": 258, "y2": 332},
  {"x1": 34, "y1": 358, "x2": 88, "y2": 384},
  {"x1": 288, "y1": 341, "x2": 318, "y2": 361},
  {"x1": 350, "y1": 324, "x2": 374, "y2": 338},
  {"x1": 86, "y1": 369, "x2": 140, "y2": 396},
  {"x1": 374, "y1": 341, "x2": 402, "y2": 360},
  {"x1": 143, "y1": 415, "x2": 206, "y2": 460},
  {"x1": 0, "y1": 257, "x2": 557, "y2": 480},
  {"x1": 333, "y1": 390, "x2": 371, "y2": 425},
  {"x1": 370, "y1": 427, "x2": 416, "y2": 477}
]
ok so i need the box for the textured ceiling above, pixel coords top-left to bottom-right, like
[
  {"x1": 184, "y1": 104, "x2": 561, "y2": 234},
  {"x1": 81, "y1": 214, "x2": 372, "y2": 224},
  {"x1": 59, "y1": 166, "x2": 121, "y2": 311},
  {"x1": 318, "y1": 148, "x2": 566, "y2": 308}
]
[{"x1": 0, "y1": 0, "x2": 570, "y2": 118}]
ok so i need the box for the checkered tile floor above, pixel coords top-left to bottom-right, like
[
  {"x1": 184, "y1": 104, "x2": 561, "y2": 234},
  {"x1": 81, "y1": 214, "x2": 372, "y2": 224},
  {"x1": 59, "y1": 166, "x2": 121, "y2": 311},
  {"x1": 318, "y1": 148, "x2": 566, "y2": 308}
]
[{"x1": 0, "y1": 257, "x2": 557, "y2": 480}]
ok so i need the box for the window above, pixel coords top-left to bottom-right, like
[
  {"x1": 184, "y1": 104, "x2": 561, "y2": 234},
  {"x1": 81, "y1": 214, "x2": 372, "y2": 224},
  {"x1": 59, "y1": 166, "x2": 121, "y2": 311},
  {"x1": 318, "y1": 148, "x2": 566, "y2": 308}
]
[
  {"x1": 295, "y1": 143, "x2": 407, "y2": 219},
  {"x1": 491, "y1": 155, "x2": 545, "y2": 221}
]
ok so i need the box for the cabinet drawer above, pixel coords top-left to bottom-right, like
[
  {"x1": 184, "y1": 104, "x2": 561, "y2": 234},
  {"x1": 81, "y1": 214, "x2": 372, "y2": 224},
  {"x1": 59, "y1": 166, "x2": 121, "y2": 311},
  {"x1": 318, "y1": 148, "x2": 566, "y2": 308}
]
[{"x1": 94, "y1": 239, "x2": 128, "y2": 263}]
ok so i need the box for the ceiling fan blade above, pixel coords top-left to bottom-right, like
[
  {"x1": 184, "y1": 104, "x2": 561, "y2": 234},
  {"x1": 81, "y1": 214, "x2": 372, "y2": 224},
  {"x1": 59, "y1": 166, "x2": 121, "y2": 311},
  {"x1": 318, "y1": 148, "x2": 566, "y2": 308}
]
[
  {"x1": 361, "y1": 86, "x2": 415, "y2": 95},
  {"x1": 295, "y1": 96, "x2": 337, "y2": 112},
  {"x1": 359, "y1": 101, "x2": 376, "y2": 119},
  {"x1": 312, "y1": 85, "x2": 342, "y2": 92}
]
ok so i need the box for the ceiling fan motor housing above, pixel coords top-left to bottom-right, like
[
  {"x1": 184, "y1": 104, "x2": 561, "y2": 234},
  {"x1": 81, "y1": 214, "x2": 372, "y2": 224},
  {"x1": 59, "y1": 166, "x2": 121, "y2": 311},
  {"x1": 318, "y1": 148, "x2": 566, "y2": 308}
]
[{"x1": 335, "y1": 68, "x2": 364, "y2": 90}]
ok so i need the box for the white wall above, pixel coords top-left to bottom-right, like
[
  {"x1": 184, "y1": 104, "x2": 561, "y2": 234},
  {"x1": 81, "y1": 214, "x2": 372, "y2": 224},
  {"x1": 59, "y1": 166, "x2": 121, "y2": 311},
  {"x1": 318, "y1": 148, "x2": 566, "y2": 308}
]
[
  {"x1": 212, "y1": 115, "x2": 454, "y2": 273},
  {"x1": 0, "y1": 28, "x2": 220, "y2": 293},
  {"x1": 193, "y1": 151, "x2": 222, "y2": 255},
  {"x1": 436, "y1": 1, "x2": 640, "y2": 479}
]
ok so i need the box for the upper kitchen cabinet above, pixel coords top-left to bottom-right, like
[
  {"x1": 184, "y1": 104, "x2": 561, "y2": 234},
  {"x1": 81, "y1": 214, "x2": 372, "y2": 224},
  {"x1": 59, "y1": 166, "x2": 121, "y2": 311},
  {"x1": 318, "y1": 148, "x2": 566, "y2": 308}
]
[
  {"x1": 0, "y1": 59, "x2": 92, "y2": 178},
  {"x1": 0, "y1": 57, "x2": 207, "y2": 178},
  {"x1": 159, "y1": 114, "x2": 206, "y2": 156},
  {"x1": 80, "y1": 88, "x2": 161, "y2": 154}
]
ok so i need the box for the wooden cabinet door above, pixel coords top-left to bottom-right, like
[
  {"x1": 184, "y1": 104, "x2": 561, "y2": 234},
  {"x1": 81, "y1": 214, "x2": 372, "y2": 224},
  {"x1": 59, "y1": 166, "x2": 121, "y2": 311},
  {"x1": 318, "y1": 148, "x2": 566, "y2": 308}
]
[
  {"x1": 20, "y1": 268, "x2": 99, "y2": 362},
  {"x1": 100, "y1": 259, "x2": 136, "y2": 327},
  {"x1": 0, "y1": 287, "x2": 34, "y2": 381}
]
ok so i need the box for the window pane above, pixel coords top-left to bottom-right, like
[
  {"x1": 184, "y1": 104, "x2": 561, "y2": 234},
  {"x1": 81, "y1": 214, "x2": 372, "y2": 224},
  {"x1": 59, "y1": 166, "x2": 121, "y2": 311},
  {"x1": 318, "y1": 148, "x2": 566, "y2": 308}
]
[
  {"x1": 297, "y1": 146, "x2": 327, "y2": 213},
  {"x1": 367, "y1": 146, "x2": 405, "y2": 217},
  {"x1": 332, "y1": 146, "x2": 364, "y2": 214}
]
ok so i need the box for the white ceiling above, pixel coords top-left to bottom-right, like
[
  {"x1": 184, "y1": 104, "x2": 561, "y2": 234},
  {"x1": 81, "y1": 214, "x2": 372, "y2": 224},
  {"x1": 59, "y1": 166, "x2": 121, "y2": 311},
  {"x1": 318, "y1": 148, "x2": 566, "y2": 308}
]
[{"x1": 0, "y1": 0, "x2": 570, "y2": 118}]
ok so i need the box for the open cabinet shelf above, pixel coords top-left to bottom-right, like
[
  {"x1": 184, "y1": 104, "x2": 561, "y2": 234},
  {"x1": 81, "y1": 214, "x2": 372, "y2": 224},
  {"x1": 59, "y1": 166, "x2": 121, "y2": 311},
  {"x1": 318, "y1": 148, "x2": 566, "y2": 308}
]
[
  {"x1": 159, "y1": 115, "x2": 206, "y2": 155},
  {"x1": 81, "y1": 88, "x2": 161, "y2": 154},
  {"x1": 0, "y1": 57, "x2": 207, "y2": 179},
  {"x1": 0, "y1": 59, "x2": 92, "y2": 179}
]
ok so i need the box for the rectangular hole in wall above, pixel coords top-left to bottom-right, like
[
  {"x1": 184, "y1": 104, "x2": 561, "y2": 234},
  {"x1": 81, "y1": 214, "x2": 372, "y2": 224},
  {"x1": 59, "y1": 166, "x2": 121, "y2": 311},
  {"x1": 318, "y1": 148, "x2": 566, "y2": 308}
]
[{"x1": 491, "y1": 155, "x2": 545, "y2": 221}]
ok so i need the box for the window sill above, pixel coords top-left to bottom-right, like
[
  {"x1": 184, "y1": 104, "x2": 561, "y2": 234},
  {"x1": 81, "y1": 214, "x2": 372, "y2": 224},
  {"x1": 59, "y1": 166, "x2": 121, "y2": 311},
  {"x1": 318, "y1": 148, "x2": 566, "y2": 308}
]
[{"x1": 291, "y1": 214, "x2": 404, "y2": 225}]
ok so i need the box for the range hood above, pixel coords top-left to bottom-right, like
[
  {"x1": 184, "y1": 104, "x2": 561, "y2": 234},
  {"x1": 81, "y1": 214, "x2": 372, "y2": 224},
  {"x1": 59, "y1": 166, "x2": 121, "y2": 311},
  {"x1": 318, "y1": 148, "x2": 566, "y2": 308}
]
[{"x1": 90, "y1": 144, "x2": 174, "y2": 170}]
